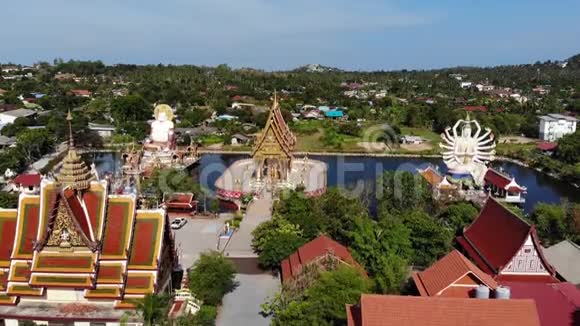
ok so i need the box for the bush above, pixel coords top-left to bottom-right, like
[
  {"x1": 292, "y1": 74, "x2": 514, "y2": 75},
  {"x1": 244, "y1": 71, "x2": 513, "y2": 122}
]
[{"x1": 188, "y1": 251, "x2": 236, "y2": 306}]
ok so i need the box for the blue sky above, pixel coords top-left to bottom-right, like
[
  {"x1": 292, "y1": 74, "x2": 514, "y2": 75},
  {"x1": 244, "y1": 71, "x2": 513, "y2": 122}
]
[{"x1": 1, "y1": 0, "x2": 579, "y2": 70}]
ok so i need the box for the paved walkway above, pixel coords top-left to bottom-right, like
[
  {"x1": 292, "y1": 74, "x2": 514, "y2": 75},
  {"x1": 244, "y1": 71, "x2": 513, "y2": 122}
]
[
  {"x1": 218, "y1": 191, "x2": 278, "y2": 326},
  {"x1": 216, "y1": 273, "x2": 279, "y2": 326},
  {"x1": 223, "y1": 192, "x2": 273, "y2": 257}
]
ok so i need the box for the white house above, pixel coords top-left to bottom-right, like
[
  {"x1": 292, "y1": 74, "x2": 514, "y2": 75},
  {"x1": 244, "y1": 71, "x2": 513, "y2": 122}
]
[
  {"x1": 88, "y1": 122, "x2": 116, "y2": 138},
  {"x1": 539, "y1": 114, "x2": 577, "y2": 141},
  {"x1": 460, "y1": 82, "x2": 472, "y2": 89},
  {"x1": 0, "y1": 108, "x2": 36, "y2": 128}
]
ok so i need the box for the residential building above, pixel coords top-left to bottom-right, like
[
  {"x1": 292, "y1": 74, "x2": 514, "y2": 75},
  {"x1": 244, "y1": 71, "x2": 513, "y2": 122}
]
[
  {"x1": 88, "y1": 122, "x2": 116, "y2": 138},
  {"x1": 70, "y1": 89, "x2": 92, "y2": 98},
  {"x1": 539, "y1": 114, "x2": 577, "y2": 141},
  {"x1": 400, "y1": 135, "x2": 423, "y2": 144},
  {"x1": 484, "y1": 168, "x2": 527, "y2": 204},
  {"x1": 346, "y1": 294, "x2": 541, "y2": 326},
  {"x1": 53, "y1": 73, "x2": 76, "y2": 81},
  {"x1": 0, "y1": 135, "x2": 15, "y2": 150},
  {"x1": 230, "y1": 133, "x2": 251, "y2": 145},
  {"x1": 464, "y1": 105, "x2": 488, "y2": 112},
  {"x1": 460, "y1": 81, "x2": 472, "y2": 88},
  {"x1": 324, "y1": 110, "x2": 344, "y2": 119},
  {"x1": 456, "y1": 198, "x2": 558, "y2": 283},
  {"x1": 412, "y1": 250, "x2": 499, "y2": 298},
  {"x1": 0, "y1": 108, "x2": 36, "y2": 127},
  {"x1": 544, "y1": 240, "x2": 580, "y2": 285}
]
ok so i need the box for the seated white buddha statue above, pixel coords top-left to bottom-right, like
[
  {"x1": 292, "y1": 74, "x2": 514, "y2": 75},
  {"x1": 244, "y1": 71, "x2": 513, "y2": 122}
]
[{"x1": 146, "y1": 104, "x2": 175, "y2": 151}]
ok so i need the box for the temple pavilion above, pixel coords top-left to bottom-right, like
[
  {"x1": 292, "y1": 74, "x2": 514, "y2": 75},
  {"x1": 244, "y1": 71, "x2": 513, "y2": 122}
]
[
  {"x1": 457, "y1": 197, "x2": 558, "y2": 283},
  {"x1": 0, "y1": 113, "x2": 178, "y2": 325},
  {"x1": 215, "y1": 96, "x2": 326, "y2": 207}
]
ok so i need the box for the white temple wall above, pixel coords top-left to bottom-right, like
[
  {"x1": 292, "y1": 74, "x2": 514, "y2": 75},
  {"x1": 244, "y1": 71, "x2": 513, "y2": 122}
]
[{"x1": 501, "y1": 235, "x2": 549, "y2": 275}]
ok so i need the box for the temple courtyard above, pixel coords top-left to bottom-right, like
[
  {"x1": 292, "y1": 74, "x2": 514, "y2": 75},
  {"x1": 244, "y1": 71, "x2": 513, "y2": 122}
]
[{"x1": 171, "y1": 195, "x2": 279, "y2": 326}]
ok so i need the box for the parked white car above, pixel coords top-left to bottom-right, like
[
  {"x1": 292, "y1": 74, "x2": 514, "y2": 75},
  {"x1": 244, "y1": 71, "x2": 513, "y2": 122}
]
[{"x1": 171, "y1": 217, "x2": 187, "y2": 229}]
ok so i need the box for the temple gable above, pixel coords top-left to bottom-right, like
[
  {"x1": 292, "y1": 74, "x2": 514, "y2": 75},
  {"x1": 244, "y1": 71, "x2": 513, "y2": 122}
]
[{"x1": 501, "y1": 235, "x2": 550, "y2": 275}]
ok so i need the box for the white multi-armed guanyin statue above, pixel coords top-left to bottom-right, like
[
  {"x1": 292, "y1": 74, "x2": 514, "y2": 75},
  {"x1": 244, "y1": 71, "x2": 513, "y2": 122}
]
[
  {"x1": 145, "y1": 104, "x2": 175, "y2": 152},
  {"x1": 440, "y1": 114, "x2": 496, "y2": 186}
]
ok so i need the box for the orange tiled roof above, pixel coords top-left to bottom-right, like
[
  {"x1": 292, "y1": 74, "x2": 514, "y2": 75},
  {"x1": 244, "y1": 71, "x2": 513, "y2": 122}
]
[
  {"x1": 412, "y1": 250, "x2": 498, "y2": 297},
  {"x1": 347, "y1": 294, "x2": 541, "y2": 326},
  {"x1": 281, "y1": 235, "x2": 360, "y2": 283},
  {"x1": 419, "y1": 167, "x2": 443, "y2": 187}
]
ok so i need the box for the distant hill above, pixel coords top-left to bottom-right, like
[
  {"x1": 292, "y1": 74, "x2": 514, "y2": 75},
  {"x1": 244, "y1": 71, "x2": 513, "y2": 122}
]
[{"x1": 292, "y1": 64, "x2": 343, "y2": 73}]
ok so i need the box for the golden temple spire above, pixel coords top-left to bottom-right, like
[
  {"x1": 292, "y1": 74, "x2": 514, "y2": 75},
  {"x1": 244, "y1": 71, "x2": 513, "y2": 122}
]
[
  {"x1": 57, "y1": 110, "x2": 94, "y2": 191},
  {"x1": 67, "y1": 109, "x2": 74, "y2": 148}
]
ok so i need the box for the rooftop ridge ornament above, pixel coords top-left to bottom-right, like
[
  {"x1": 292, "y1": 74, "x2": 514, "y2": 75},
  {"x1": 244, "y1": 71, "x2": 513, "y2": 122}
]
[
  {"x1": 439, "y1": 114, "x2": 496, "y2": 186},
  {"x1": 57, "y1": 110, "x2": 94, "y2": 191}
]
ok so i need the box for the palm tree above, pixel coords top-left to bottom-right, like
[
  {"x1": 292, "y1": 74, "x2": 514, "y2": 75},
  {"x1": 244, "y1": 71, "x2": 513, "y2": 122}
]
[{"x1": 136, "y1": 294, "x2": 169, "y2": 326}]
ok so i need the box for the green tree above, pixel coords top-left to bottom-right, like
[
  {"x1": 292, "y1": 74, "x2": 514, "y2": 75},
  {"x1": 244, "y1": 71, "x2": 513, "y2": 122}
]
[
  {"x1": 188, "y1": 251, "x2": 236, "y2": 306},
  {"x1": 252, "y1": 218, "x2": 307, "y2": 269},
  {"x1": 556, "y1": 131, "x2": 580, "y2": 164},
  {"x1": 529, "y1": 203, "x2": 569, "y2": 246},
  {"x1": 175, "y1": 305, "x2": 217, "y2": 326},
  {"x1": 272, "y1": 266, "x2": 370, "y2": 326},
  {"x1": 349, "y1": 216, "x2": 412, "y2": 293},
  {"x1": 399, "y1": 209, "x2": 452, "y2": 268},
  {"x1": 136, "y1": 294, "x2": 169, "y2": 326},
  {"x1": 437, "y1": 202, "x2": 478, "y2": 233},
  {"x1": 378, "y1": 171, "x2": 432, "y2": 214},
  {"x1": 0, "y1": 192, "x2": 19, "y2": 208},
  {"x1": 275, "y1": 191, "x2": 324, "y2": 240},
  {"x1": 111, "y1": 95, "x2": 151, "y2": 125},
  {"x1": 15, "y1": 128, "x2": 54, "y2": 163}
]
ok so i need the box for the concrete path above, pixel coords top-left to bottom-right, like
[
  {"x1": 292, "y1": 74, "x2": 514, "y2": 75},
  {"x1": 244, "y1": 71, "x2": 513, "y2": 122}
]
[
  {"x1": 216, "y1": 273, "x2": 279, "y2": 326},
  {"x1": 217, "y1": 191, "x2": 279, "y2": 326},
  {"x1": 223, "y1": 192, "x2": 273, "y2": 257}
]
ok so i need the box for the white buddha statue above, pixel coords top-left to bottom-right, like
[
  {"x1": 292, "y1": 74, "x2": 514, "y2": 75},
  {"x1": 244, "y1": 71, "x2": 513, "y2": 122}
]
[
  {"x1": 147, "y1": 104, "x2": 175, "y2": 151},
  {"x1": 440, "y1": 115, "x2": 496, "y2": 186}
]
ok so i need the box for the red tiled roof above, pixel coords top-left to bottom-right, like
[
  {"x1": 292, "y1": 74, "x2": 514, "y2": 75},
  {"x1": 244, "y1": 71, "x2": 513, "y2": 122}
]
[
  {"x1": 464, "y1": 106, "x2": 488, "y2": 112},
  {"x1": 13, "y1": 174, "x2": 41, "y2": 187},
  {"x1": 412, "y1": 250, "x2": 498, "y2": 297},
  {"x1": 347, "y1": 294, "x2": 541, "y2": 326},
  {"x1": 71, "y1": 89, "x2": 92, "y2": 96},
  {"x1": 281, "y1": 235, "x2": 358, "y2": 283},
  {"x1": 503, "y1": 282, "x2": 580, "y2": 326},
  {"x1": 458, "y1": 198, "x2": 555, "y2": 277},
  {"x1": 537, "y1": 142, "x2": 557, "y2": 151},
  {"x1": 484, "y1": 169, "x2": 525, "y2": 192},
  {"x1": 165, "y1": 193, "x2": 195, "y2": 208},
  {"x1": 419, "y1": 167, "x2": 443, "y2": 187}
]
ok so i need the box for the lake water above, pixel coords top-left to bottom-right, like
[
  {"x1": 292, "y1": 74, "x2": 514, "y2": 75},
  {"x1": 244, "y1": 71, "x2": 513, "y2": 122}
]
[{"x1": 87, "y1": 152, "x2": 579, "y2": 214}]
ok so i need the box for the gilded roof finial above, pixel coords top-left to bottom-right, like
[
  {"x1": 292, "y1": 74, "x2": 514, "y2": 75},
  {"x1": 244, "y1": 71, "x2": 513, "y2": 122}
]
[
  {"x1": 67, "y1": 109, "x2": 74, "y2": 148},
  {"x1": 57, "y1": 110, "x2": 94, "y2": 191}
]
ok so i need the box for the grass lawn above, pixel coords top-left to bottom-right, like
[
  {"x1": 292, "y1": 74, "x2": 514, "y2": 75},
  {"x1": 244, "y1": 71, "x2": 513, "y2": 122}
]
[
  {"x1": 400, "y1": 127, "x2": 441, "y2": 143},
  {"x1": 199, "y1": 134, "x2": 225, "y2": 145}
]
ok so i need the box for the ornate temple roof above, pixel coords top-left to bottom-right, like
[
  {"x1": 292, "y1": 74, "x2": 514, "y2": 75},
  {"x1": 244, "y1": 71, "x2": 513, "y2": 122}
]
[
  {"x1": 0, "y1": 118, "x2": 176, "y2": 316},
  {"x1": 456, "y1": 198, "x2": 556, "y2": 280},
  {"x1": 56, "y1": 111, "x2": 94, "y2": 191},
  {"x1": 251, "y1": 94, "x2": 296, "y2": 159}
]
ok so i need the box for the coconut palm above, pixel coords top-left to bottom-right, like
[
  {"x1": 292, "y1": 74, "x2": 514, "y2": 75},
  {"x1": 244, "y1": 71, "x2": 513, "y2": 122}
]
[{"x1": 136, "y1": 294, "x2": 169, "y2": 326}]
